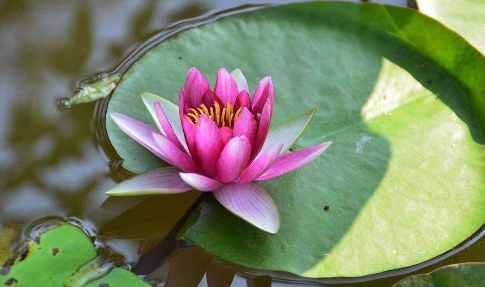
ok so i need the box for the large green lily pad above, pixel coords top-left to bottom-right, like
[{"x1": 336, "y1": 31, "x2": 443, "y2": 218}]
[
  {"x1": 106, "y1": 2, "x2": 485, "y2": 278},
  {"x1": 392, "y1": 263, "x2": 485, "y2": 287}
]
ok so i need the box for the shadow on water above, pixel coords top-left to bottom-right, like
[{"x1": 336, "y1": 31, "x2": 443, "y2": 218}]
[{"x1": 47, "y1": 5, "x2": 92, "y2": 74}]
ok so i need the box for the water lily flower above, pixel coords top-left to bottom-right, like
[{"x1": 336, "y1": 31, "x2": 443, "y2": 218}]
[{"x1": 106, "y1": 68, "x2": 332, "y2": 234}]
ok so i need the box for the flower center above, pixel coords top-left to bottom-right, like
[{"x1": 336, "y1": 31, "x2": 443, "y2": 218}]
[{"x1": 185, "y1": 101, "x2": 243, "y2": 128}]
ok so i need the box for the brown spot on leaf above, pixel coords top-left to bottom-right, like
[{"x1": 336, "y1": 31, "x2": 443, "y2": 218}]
[
  {"x1": 4, "y1": 278, "x2": 18, "y2": 285},
  {"x1": 99, "y1": 284, "x2": 109, "y2": 287},
  {"x1": 52, "y1": 248, "x2": 59, "y2": 256},
  {"x1": 324, "y1": 205, "x2": 330, "y2": 211}
]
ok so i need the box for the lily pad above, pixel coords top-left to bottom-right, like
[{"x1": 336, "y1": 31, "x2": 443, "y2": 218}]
[
  {"x1": 392, "y1": 263, "x2": 485, "y2": 287},
  {"x1": 0, "y1": 224, "x2": 149, "y2": 286},
  {"x1": 106, "y1": 2, "x2": 485, "y2": 278},
  {"x1": 418, "y1": 0, "x2": 485, "y2": 54}
]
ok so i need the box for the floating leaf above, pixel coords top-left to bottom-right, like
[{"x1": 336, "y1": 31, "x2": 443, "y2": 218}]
[
  {"x1": 64, "y1": 255, "x2": 116, "y2": 287},
  {"x1": 418, "y1": 0, "x2": 485, "y2": 54},
  {"x1": 106, "y1": 2, "x2": 485, "y2": 278},
  {"x1": 392, "y1": 263, "x2": 485, "y2": 287},
  {"x1": 0, "y1": 225, "x2": 95, "y2": 286},
  {"x1": 0, "y1": 224, "x2": 149, "y2": 286},
  {"x1": 85, "y1": 268, "x2": 151, "y2": 287}
]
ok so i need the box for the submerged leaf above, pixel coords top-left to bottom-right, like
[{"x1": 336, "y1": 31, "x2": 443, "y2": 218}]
[
  {"x1": 247, "y1": 275, "x2": 272, "y2": 287},
  {"x1": 206, "y1": 260, "x2": 236, "y2": 287},
  {"x1": 164, "y1": 247, "x2": 213, "y2": 287},
  {"x1": 99, "y1": 191, "x2": 200, "y2": 240}
]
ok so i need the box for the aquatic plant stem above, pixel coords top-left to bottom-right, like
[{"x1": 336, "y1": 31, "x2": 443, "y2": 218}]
[{"x1": 133, "y1": 192, "x2": 209, "y2": 275}]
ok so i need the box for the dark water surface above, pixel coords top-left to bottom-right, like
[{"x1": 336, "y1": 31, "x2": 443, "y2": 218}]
[{"x1": 2, "y1": 0, "x2": 485, "y2": 286}]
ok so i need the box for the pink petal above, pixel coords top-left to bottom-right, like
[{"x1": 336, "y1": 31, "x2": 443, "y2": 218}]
[
  {"x1": 202, "y1": 90, "x2": 223, "y2": 108},
  {"x1": 256, "y1": 142, "x2": 332, "y2": 181},
  {"x1": 184, "y1": 67, "x2": 210, "y2": 107},
  {"x1": 152, "y1": 132, "x2": 201, "y2": 174},
  {"x1": 234, "y1": 90, "x2": 251, "y2": 113},
  {"x1": 251, "y1": 77, "x2": 273, "y2": 115},
  {"x1": 180, "y1": 89, "x2": 197, "y2": 158},
  {"x1": 239, "y1": 142, "x2": 284, "y2": 183},
  {"x1": 217, "y1": 136, "x2": 251, "y2": 183},
  {"x1": 141, "y1": 92, "x2": 163, "y2": 132},
  {"x1": 258, "y1": 108, "x2": 316, "y2": 157},
  {"x1": 233, "y1": 107, "x2": 257, "y2": 145},
  {"x1": 179, "y1": 173, "x2": 222, "y2": 191},
  {"x1": 251, "y1": 99, "x2": 272, "y2": 159},
  {"x1": 142, "y1": 92, "x2": 188, "y2": 152},
  {"x1": 230, "y1": 69, "x2": 249, "y2": 92},
  {"x1": 213, "y1": 182, "x2": 280, "y2": 234},
  {"x1": 214, "y1": 68, "x2": 238, "y2": 105},
  {"x1": 219, "y1": 127, "x2": 233, "y2": 146},
  {"x1": 195, "y1": 115, "x2": 223, "y2": 178},
  {"x1": 105, "y1": 167, "x2": 192, "y2": 196},
  {"x1": 110, "y1": 113, "x2": 171, "y2": 163},
  {"x1": 155, "y1": 101, "x2": 186, "y2": 152}
]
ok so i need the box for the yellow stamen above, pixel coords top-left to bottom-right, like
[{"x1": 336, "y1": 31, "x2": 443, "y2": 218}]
[
  {"x1": 209, "y1": 107, "x2": 214, "y2": 120},
  {"x1": 186, "y1": 114, "x2": 198, "y2": 124},
  {"x1": 200, "y1": 104, "x2": 209, "y2": 115},
  {"x1": 234, "y1": 107, "x2": 243, "y2": 122},
  {"x1": 184, "y1": 100, "x2": 254, "y2": 127},
  {"x1": 189, "y1": 108, "x2": 199, "y2": 116},
  {"x1": 228, "y1": 113, "x2": 234, "y2": 128},
  {"x1": 214, "y1": 102, "x2": 221, "y2": 126},
  {"x1": 225, "y1": 102, "x2": 233, "y2": 123},
  {"x1": 221, "y1": 108, "x2": 226, "y2": 127}
]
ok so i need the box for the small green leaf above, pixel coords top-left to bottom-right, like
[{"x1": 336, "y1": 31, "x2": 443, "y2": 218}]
[
  {"x1": 0, "y1": 225, "x2": 95, "y2": 286},
  {"x1": 0, "y1": 224, "x2": 150, "y2": 286},
  {"x1": 84, "y1": 268, "x2": 150, "y2": 287},
  {"x1": 68, "y1": 76, "x2": 120, "y2": 105},
  {"x1": 392, "y1": 263, "x2": 485, "y2": 287}
]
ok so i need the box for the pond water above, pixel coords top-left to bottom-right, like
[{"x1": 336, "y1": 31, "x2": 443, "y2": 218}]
[{"x1": 1, "y1": 0, "x2": 485, "y2": 286}]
